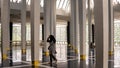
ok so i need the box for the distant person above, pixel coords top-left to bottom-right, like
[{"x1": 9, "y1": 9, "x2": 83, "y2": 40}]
[{"x1": 47, "y1": 35, "x2": 57, "y2": 66}]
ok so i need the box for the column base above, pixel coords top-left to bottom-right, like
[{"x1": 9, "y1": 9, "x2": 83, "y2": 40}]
[
  {"x1": 32, "y1": 60, "x2": 40, "y2": 67},
  {"x1": 42, "y1": 55, "x2": 49, "y2": 62},
  {"x1": 2, "y1": 59, "x2": 10, "y2": 67},
  {"x1": 80, "y1": 60, "x2": 86, "y2": 68},
  {"x1": 32, "y1": 66, "x2": 39, "y2": 68},
  {"x1": 88, "y1": 59, "x2": 95, "y2": 68},
  {"x1": 22, "y1": 54, "x2": 26, "y2": 61},
  {"x1": 68, "y1": 59, "x2": 78, "y2": 68},
  {"x1": 22, "y1": 49, "x2": 26, "y2": 61},
  {"x1": 108, "y1": 55, "x2": 114, "y2": 68}
]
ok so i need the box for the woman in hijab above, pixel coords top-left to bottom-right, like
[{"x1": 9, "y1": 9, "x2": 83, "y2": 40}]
[{"x1": 47, "y1": 35, "x2": 57, "y2": 66}]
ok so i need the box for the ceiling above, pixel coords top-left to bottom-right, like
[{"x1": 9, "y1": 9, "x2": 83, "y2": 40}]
[{"x1": 1, "y1": 0, "x2": 120, "y2": 22}]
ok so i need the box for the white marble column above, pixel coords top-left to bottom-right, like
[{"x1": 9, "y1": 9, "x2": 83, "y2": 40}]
[
  {"x1": 108, "y1": 0, "x2": 114, "y2": 68},
  {"x1": 71, "y1": 0, "x2": 79, "y2": 56},
  {"x1": 78, "y1": 0, "x2": 87, "y2": 68},
  {"x1": 30, "y1": 0, "x2": 40, "y2": 67},
  {"x1": 67, "y1": 0, "x2": 79, "y2": 68},
  {"x1": 1, "y1": 0, "x2": 10, "y2": 67},
  {"x1": 50, "y1": 0, "x2": 56, "y2": 36},
  {"x1": 88, "y1": 0, "x2": 94, "y2": 68},
  {"x1": 94, "y1": 0, "x2": 109, "y2": 68},
  {"x1": 43, "y1": 0, "x2": 51, "y2": 62},
  {"x1": 21, "y1": 0, "x2": 26, "y2": 61},
  {"x1": 43, "y1": 0, "x2": 56, "y2": 62}
]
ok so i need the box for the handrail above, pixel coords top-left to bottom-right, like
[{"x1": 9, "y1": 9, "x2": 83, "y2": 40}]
[{"x1": 0, "y1": 41, "x2": 68, "y2": 47}]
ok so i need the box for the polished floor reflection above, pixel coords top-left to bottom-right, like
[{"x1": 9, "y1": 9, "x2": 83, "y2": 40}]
[{"x1": 0, "y1": 45, "x2": 120, "y2": 68}]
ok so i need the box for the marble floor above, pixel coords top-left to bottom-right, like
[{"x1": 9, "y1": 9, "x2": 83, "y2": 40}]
[{"x1": 0, "y1": 46, "x2": 120, "y2": 68}]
